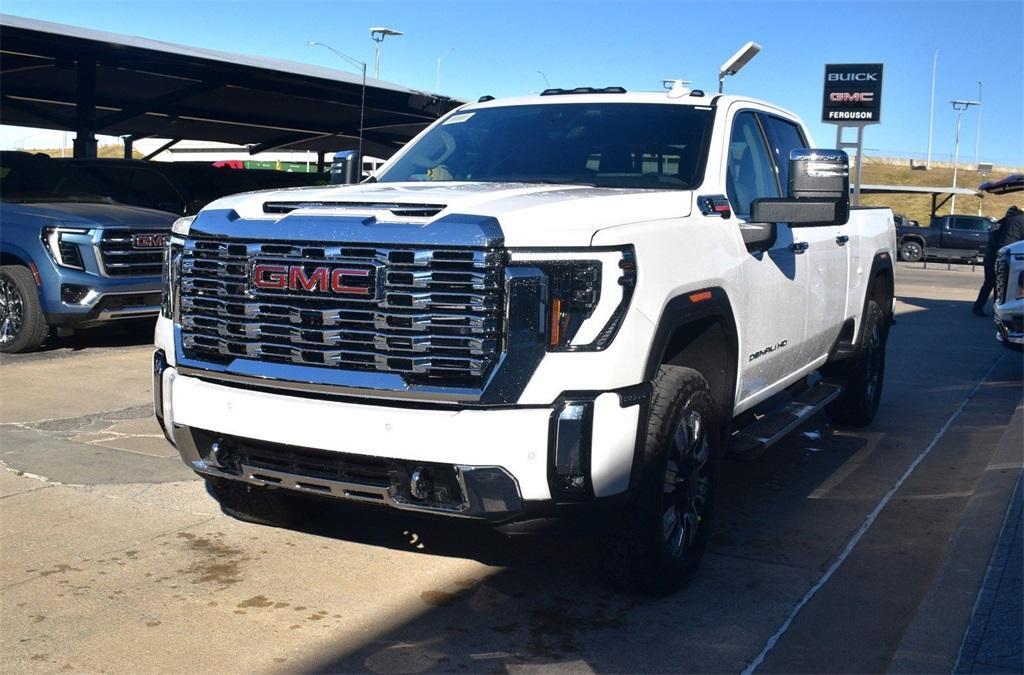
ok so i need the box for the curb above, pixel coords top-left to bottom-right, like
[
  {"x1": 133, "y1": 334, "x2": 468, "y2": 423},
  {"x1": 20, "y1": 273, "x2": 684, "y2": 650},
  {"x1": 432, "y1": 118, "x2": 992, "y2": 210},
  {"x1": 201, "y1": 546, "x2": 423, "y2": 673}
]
[{"x1": 889, "y1": 403, "x2": 1024, "y2": 673}]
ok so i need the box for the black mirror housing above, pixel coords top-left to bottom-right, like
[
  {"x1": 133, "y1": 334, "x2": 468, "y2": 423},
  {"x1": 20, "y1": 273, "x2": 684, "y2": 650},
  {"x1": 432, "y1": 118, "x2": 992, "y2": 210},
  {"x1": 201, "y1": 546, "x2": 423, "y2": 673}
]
[
  {"x1": 330, "y1": 150, "x2": 361, "y2": 185},
  {"x1": 748, "y1": 149, "x2": 851, "y2": 227},
  {"x1": 789, "y1": 149, "x2": 849, "y2": 200},
  {"x1": 750, "y1": 198, "x2": 849, "y2": 226}
]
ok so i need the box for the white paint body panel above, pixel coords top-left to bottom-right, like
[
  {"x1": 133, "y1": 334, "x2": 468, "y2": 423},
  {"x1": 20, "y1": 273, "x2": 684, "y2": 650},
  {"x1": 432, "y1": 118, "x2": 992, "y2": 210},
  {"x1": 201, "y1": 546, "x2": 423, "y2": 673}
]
[
  {"x1": 166, "y1": 371, "x2": 555, "y2": 501},
  {"x1": 159, "y1": 92, "x2": 897, "y2": 506}
]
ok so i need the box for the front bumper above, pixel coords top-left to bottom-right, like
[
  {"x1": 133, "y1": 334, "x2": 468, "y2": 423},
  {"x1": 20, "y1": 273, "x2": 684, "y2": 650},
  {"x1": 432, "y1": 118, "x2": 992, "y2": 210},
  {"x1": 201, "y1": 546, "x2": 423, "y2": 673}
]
[
  {"x1": 41, "y1": 265, "x2": 162, "y2": 327},
  {"x1": 994, "y1": 299, "x2": 1024, "y2": 345},
  {"x1": 154, "y1": 352, "x2": 645, "y2": 524}
]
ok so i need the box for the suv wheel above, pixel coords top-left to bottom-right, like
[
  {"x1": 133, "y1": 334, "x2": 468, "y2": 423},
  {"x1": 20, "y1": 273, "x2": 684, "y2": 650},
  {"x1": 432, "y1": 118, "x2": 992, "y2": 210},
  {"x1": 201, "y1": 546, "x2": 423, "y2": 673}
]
[
  {"x1": 899, "y1": 240, "x2": 924, "y2": 263},
  {"x1": 0, "y1": 265, "x2": 48, "y2": 354},
  {"x1": 824, "y1": 299, "x2": 887, "y2": 427},
  {"x1": 603, "y1": 365, "x2": 720, "y2": 595}
]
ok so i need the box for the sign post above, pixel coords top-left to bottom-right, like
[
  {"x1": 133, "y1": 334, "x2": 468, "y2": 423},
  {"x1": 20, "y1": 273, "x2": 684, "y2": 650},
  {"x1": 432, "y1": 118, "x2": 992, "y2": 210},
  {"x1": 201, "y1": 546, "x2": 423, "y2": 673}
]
[{"x1": 822, "y1": 63, "x2": 883, "y2": 206}]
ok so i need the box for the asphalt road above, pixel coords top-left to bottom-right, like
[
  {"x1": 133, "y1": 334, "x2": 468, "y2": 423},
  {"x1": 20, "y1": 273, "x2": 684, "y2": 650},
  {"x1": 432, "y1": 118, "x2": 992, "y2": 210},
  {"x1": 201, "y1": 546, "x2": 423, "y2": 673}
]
[{"x1": 1, "y1": 263, "x2": 1020, "y2": 674}]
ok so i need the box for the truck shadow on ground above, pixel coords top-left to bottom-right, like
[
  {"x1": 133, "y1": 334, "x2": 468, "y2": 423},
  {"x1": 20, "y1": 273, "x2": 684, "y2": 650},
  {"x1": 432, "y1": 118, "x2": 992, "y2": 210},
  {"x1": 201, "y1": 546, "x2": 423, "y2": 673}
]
[
  {"x1": 266, "y1": 295, "x2": 1022, "y2": 673},
  {"x1": 0, "y1": 319, "x2": 156, "y2": 364}
]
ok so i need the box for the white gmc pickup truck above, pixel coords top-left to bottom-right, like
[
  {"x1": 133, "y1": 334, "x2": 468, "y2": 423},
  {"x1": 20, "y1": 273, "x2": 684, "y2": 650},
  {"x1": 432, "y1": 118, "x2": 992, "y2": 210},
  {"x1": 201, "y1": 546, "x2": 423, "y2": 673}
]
[{"x1": 154, "y1": 87, "x2": 896, "y2": 593}]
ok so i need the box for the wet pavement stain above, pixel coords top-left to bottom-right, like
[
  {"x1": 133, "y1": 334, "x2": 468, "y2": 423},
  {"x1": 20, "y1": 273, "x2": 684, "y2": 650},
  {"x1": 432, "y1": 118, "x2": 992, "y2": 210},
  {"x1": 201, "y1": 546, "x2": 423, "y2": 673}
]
[
  {"x1": 39, "y1": 564, "x2": 82, "y2": 577},
  {"x1": 177, "y1": 532, "x2": 250, "y2": 587},
  {"x1": 237, "y1": 595, "x2": 274, "y2": 609}
]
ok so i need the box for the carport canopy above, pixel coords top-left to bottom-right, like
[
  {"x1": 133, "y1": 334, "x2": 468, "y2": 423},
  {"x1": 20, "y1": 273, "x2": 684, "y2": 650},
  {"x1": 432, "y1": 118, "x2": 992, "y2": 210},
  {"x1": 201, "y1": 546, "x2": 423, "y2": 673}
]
[
  {"x1": 0, "y1": 14, "x2": 463, "y2": 160},
  {"x1": 858, "y1": 184, "x2": 982, "y2": 218}
]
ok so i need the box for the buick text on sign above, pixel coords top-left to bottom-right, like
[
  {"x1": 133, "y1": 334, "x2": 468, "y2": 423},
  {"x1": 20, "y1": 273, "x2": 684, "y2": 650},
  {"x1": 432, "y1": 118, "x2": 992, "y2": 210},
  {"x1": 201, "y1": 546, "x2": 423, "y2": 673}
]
[{"x1": 822, "y1": 63, "x2": 883, "y2": 124}]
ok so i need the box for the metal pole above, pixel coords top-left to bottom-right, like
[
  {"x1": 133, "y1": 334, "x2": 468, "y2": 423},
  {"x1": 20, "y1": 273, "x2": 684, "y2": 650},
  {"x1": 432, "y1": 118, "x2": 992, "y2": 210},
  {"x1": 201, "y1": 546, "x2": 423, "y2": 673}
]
[
  {"x1": 853, "y1": 126, "x2": 865, "y2": 207},
  {"x1": 926, "y1": 49, "x2": 938, "y2": 170},
  {"x1": 374, "y1": 41, "x2": 382, "y2": 79},
  {"x1": 951, "y1": 109, "x2": 963, "y2": 214},
  {"x1": 973, "y1": 81, "x2": 982, "y2": 168}
]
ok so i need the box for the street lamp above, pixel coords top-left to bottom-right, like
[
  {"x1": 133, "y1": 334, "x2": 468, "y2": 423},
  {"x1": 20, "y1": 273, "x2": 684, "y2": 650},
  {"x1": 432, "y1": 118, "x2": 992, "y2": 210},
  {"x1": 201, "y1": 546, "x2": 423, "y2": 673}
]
[
  {"x1": 926, "y1": 49, "x2": 939, "y2": 170},
  {"x1": 308, "y1": 41, "x2": 366, "y2": 164},
  {"x1": 949, "y1": 98, "x2": 980, "y2": 214},
  {"x1": 369, "y1": 27, "x2": 403, "y2": 79},
  {"x1": 436, "y1": 48, "x2": 455, "y2": 92},
  {"x1": 974, "y1": 81, "x2": 983, "y2": 169},
  {"x1": 718, "y1": 41, "x2": 761, "y2": 93}
]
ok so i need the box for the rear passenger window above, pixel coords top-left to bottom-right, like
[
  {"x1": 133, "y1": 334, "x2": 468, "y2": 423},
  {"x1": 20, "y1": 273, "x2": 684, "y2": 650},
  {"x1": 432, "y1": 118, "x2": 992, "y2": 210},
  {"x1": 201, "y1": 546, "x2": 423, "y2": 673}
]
[
  {"x1": 760, "y1": 115, "x2": 808, "y2": 192},
  {"x1": 726, "y1": 112, "x2": 780, "y2": 218}
]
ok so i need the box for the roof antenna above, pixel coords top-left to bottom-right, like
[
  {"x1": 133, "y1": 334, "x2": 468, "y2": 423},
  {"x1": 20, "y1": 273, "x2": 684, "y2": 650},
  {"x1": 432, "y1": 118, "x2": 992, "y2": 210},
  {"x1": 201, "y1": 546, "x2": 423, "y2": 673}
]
[
  {"x1": 662, "y1": 79, "x2": 693, "y2": 98},
  {"x1": 718, "y1": 41, "x2": 762, "y2": 93}
]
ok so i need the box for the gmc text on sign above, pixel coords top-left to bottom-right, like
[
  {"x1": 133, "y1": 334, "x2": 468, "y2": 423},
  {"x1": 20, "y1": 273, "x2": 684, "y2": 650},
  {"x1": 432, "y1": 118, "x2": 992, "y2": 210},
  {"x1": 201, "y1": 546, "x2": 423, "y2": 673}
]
[{"x1": 822, "y1": 63, "x2": 883, "y2": 124}]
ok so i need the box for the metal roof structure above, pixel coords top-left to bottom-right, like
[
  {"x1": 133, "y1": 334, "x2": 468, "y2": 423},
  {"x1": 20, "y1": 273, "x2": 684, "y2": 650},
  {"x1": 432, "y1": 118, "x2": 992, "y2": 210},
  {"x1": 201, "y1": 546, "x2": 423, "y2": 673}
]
[
  {"x1": 0, "y1": 14, "x2": 463, "y2": 159},
  {"x1": 857, "y1": 184, "x2": 982, "y2": 217}
]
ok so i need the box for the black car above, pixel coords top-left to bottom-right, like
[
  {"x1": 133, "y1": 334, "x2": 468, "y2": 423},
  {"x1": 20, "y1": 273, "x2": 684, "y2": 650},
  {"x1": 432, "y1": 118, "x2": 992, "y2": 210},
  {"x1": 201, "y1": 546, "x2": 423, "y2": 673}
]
[{"x1": 896, "y1": 214, "x2": 996, "y2": 262}]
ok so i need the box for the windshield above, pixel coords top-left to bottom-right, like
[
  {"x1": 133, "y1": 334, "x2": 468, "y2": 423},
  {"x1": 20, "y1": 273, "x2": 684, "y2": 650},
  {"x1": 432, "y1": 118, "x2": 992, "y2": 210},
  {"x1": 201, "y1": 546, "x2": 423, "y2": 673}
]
[
  {"x1": 377, "y1": 103, "x2": 714, "y2": 190},
  {"x1": 0, "y1": 155, "x2": 186, "y2": 213}
]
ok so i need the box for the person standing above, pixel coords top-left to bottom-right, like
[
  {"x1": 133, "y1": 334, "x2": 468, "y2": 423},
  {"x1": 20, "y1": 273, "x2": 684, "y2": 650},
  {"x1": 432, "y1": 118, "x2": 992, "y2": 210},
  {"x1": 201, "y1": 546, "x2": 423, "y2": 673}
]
[{"x1": 973, "y1": 205, "x2": 1024, "y2": 315}]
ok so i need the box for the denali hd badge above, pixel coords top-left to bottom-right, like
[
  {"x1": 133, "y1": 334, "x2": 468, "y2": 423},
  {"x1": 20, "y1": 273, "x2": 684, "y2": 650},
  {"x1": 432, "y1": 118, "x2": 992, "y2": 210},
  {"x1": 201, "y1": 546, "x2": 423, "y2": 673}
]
[
  {"x1": 249, "y1": 262, "x2": 375, "y2": 297},
  {"x1": 131, "y1": 233, "x2": 168, "y2": 249}
]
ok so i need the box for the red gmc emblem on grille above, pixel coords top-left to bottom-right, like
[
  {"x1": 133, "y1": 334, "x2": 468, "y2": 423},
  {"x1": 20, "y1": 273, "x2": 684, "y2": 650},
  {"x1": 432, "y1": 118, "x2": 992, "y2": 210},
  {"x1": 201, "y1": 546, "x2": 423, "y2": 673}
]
[
  {"x1": 132, "y1": 233, "x2": 168, "y2": 249},
  {"x1": 250, "y1": 263, "x2": 374, "y2": 296}
]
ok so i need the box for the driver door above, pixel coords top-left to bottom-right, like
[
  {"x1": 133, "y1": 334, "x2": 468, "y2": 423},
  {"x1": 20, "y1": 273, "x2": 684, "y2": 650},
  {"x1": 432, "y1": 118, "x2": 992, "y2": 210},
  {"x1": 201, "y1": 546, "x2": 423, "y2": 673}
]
[{"x1": 725, "y1": 110, "x2": 809, "y2": 406}]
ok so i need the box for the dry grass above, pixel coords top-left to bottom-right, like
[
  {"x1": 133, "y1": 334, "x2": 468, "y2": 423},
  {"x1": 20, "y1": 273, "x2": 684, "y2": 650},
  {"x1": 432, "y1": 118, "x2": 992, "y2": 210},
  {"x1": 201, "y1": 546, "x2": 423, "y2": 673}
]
[
  {"x1": 21, "y1": 144, "x2": 142, "y2": 160},
  {"x1": 858, "y1": 159, "x2": 1022, "y2": 224}
]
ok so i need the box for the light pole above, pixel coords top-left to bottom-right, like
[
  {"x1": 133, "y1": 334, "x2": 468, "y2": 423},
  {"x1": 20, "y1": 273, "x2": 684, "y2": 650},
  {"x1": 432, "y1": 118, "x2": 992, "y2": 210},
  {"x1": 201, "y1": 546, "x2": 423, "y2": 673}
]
[
  {"x1": 308, "y1": 41, "x2": 367, "y2": 163},
  {"x1": 926, "y1": 49, "x2": 939, "y2": 170},
  {"x1": 370, "y1": 27, "x2": 403, "y2": 80},
  {"x1": 949, "y1": 98, "x2": 980, "y2": 214},
  {"x1": 973, "y1": 81, "x2": 983, "y2": 169},
  {"x1": 436, "y1": 48, "x2": 454, "y2": 92},
  {"x1": 537, "y1": 70, "x2": 550, "y2": 89}
]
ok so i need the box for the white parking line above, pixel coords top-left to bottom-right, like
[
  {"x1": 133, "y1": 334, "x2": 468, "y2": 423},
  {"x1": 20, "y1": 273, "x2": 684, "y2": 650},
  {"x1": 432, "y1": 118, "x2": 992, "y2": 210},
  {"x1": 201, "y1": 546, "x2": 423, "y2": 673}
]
[{"x1": 742, "y1": 354, "x2": 1004, "y2": 674}]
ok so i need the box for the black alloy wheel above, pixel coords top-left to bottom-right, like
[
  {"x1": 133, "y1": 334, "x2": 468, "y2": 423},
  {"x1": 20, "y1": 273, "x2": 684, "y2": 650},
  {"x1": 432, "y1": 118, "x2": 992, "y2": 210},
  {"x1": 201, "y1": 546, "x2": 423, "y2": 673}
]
[
  {"x1": 0, "y1": 275, "x2": 23, "y2": 347},
  {"x1": 662, "y1": 409, "x2": 711, "y2": 560},
  {"x1": 899, "y1": 240, "x2": 923, "y2": 263}
]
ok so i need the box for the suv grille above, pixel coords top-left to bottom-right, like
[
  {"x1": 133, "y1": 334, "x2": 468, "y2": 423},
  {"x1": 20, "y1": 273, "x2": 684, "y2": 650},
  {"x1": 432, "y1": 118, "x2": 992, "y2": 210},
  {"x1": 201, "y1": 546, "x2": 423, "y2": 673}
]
[
  {"x1": 179, "y1": 237, "x2": 504, "y2": 384},
  {"x1": 995, "y1": 252, "x2": 1009, "y2": 305},
  {"x1": 99, "y1": 230, "x2": 167, "y2": 277}
]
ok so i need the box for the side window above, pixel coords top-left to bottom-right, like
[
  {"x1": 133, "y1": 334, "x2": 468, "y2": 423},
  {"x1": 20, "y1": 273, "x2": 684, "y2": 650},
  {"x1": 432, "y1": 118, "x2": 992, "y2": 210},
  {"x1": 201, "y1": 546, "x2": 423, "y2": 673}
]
[
  {"x1": 760, "y1": 114, "x2": 808, "y2": 192},
  {"x1": 951, "y1": 216, "x2": 983, "y2": 231},
  {"x1": 726, "y1": 112, "x2": 781, "y2": 219}
]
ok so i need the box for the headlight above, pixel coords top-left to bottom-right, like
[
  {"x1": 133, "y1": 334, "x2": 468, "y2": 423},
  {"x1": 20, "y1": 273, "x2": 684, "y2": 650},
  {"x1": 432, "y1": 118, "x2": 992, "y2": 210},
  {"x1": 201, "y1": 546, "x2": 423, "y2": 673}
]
[
  {"x1": 41, "y1": 227, "x2": 89, "y2": 270},
  {"x1": 161, "y1": 235, "x2": 184, "y2": 320},
  {"x1": 171, "y1": 215, "x2": 195, "y2": 237},
  {"x1": 513, "y1": 247, "x2": 636, "y2": 351}
]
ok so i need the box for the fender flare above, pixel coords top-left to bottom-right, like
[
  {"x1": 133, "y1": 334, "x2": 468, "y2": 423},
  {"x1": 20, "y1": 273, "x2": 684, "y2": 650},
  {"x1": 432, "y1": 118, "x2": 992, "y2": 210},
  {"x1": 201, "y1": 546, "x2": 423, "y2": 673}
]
[
  {"x1": 0, "y1": 241, "x2": 39, "y2": 269},
  {"x1": 642, "y1": 286, "x2": 739, "y2": 414}
]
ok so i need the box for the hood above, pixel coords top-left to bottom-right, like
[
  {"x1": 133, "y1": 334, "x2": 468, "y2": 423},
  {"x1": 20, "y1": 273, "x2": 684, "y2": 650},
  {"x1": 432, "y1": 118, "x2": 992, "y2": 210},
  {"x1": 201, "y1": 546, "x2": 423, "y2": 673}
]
[
  {"x1": 2, "y1": 201, "x2": 178, "y2": 227},
  {"x1": 205, "y1": 181, "x2": 692, "y2": 247}
]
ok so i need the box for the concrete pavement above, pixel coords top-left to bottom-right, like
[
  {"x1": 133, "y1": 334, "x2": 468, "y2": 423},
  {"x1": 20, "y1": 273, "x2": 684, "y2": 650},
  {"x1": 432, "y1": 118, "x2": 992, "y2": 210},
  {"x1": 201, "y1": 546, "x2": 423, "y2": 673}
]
[{"x1": 1, "y1": 263, "x2": 1021, "y2": 674}]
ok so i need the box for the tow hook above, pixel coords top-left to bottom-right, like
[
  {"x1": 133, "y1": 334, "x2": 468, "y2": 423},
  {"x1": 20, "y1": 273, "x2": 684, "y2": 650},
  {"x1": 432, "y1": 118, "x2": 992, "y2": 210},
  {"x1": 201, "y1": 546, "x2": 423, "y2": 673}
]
[{"x1": 410, "y1": 466, "x2": 431, "y2": 500}]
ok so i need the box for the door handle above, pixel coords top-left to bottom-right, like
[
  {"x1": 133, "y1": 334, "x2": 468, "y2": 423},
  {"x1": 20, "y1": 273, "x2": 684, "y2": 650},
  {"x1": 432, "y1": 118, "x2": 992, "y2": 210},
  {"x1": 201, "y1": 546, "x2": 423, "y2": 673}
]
[
  {"x1": 791, "y1": 241, "x2": 809, "y2": 254},
  {"x1": 836, "y1": 235, "x2": 850, "y2": 246}
]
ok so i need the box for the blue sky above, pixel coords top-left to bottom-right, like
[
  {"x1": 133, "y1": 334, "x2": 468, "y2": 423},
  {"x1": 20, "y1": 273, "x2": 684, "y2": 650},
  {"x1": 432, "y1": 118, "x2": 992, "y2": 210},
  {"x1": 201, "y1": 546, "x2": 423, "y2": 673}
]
[{"x1": 3, "y1": 0, "x2": 1022, "y2": 166}]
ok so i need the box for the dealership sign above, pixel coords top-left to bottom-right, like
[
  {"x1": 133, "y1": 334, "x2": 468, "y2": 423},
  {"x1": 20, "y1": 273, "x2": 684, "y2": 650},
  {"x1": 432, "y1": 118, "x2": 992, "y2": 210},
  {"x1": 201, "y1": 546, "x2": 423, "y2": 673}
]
[{"x1": 822, "y1": 63, "x2": 883, "y2": 124}]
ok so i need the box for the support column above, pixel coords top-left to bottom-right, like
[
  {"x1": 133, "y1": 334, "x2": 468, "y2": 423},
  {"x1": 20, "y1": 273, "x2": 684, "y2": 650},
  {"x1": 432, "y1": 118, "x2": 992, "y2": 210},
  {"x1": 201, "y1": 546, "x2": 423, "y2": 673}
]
[{"x1": 73, "y1": 58, "x2": 98, "y2": 158}]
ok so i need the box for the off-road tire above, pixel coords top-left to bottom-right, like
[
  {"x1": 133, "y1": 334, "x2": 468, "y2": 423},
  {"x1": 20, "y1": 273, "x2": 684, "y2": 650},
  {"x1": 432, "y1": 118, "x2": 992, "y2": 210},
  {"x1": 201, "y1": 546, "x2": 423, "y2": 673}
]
[
  {"x1": 824, "y1": 299, "x2": 887, "y2": 427},
  {"x1": 899, "y1": 240, "x2": 924, "y2": 263},
  {"x1": 206, "y1": 477, "x2": 311, "y2": 528},
  {"x1": 602, "y1": 365, "x2": 721, "y2": 595},
  {"x1": 0, "y1": 265, "x2": 48, "y2": 354}
]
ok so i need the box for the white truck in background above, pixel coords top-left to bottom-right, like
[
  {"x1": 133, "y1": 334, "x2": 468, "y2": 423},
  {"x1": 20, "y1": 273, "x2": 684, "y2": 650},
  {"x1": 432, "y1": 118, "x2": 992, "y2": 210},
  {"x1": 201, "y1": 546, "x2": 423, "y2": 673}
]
[{"x1": 154, "y1": 86, "x2": 895, "y2": 593}]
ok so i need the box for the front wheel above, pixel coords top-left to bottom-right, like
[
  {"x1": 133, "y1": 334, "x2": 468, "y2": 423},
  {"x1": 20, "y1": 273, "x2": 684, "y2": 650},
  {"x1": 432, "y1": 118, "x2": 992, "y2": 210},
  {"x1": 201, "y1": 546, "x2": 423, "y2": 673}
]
[
  {"x1": 603, "y1": 365, "x2": 720, "y2": 595},
  {"x1": 0, "y1": 265, "x2": 48, "y2": 354},
  {"x1": 899, "y1": 240, "x2": 924, "y2": 263}
]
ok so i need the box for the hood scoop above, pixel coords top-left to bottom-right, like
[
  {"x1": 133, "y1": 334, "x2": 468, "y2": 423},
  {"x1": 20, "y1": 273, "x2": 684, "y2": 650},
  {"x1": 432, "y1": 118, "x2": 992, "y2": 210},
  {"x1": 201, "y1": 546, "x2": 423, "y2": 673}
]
[{"x1": 262, "y1": 201, "x2": 446, "y2": 218}]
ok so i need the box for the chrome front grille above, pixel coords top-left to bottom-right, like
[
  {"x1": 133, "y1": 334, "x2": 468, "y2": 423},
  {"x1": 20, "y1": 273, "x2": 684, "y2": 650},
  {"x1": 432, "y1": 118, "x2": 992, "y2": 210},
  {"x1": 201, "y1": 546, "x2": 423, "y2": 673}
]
[
  {"x1": 994, "y1": 252, "x2": 1009, "y2": 305},
  {"x1": 99, "y1": 230, "x2": 167, "y2": 277},
  {"x1": 179, "y1": 237, "x2": 504, "y2": 384}
]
